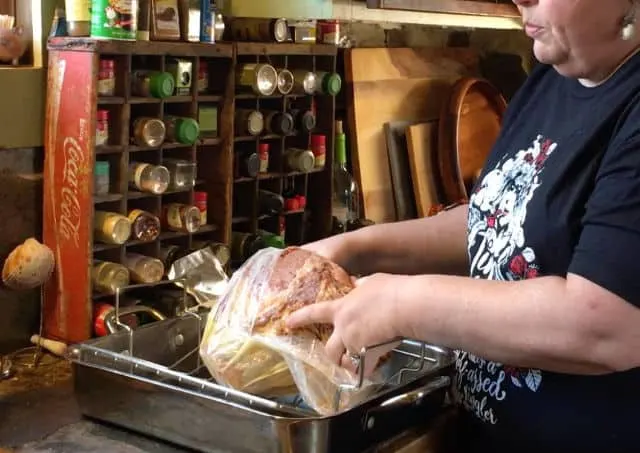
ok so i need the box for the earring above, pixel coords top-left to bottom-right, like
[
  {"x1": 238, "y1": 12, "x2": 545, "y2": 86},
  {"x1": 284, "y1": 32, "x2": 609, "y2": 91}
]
[
  {"x1": 622, "y1": 5, "x2": 637, "y2": 40},
  {"x1": 622, "y1": 22, "x2": 636, "y2": 40}
]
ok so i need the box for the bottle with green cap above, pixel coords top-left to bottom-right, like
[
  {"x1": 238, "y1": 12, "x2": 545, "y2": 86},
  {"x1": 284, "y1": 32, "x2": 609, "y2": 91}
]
[
  {"x1": 164, "y1": 116, "x2": 200, "y2": 145},
  {"x1": 94, "y1": 160, "x2": 110, "y2": 195},
  {"x1": 131, "y1": 71, "x2": 176, "y2": 99},
  {"x1": 316, "y1": 71, "x2": 342, "y2": 96}
]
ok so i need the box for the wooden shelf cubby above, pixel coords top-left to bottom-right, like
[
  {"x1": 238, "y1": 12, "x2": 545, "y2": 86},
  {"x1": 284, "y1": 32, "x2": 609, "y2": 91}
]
[{"x1": 42, "y1": 38, "x2": 337, "y2": 344}]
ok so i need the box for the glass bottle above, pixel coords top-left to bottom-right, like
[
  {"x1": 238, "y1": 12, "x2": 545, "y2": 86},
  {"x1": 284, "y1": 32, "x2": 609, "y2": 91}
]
[
  {"x1": 123, "y1": 253, "x2": 164, "y2": 284},
  {"x1": 332, "y1": 120, "x2": 360, "y2": 234},
  {"x1": 92, "y1": 260, "x2": 130, "y2": 295}
]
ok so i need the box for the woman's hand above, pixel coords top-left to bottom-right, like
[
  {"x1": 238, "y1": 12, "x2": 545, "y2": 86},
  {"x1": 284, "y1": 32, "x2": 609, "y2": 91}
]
[
  {"x1": 301, "y1": 233, "x2": 361, "y2": 275},
  {"x1": 286, "y1": 273, "x2": 406, "y2": 375}
]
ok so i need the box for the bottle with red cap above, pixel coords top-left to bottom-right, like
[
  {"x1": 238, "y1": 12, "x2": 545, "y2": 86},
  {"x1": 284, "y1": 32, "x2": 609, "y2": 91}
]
[
  {"x1": 258, "y1": 143, "x2": 269, "y2": 173},
  {"x1": 194, "y1": 191, "x2": 208, "y2": 225},
  {"x1": 311, "y1": 134, "x2": 326, "y2": 169}
]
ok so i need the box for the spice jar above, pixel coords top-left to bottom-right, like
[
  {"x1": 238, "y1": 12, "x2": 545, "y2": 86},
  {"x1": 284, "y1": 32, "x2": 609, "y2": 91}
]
[
  {"x1": 236, "y1": 63, "x2": 278, "y2": 96},
  {"x1": 94, "y1": 211, "x2": 132, "y2": 244},
  {"x1": 98, "y1": 59, "x2": 116, "y2": 96},
  {"x1": 264, "y1": 111, "x2": 295, "y2": 136},
  {"x1": 94, "y1": 160, "x2": 110, "y2": 195},
  {"x1": 128, "y1": 209, "x2": 161, "y2": 242},
  {"x1": 96, "y1": 109, "x2": 109, "y2": 146},
  {"x1": 291, "y1": 109, "x2": 316, "y2": 134},
  {"x1": 132, "y1": 117, "x2": 166, "y2": 147},
  {"x1": 163, "y1": 116, "x2": 200, "y2": 145},
  {"x1": 316, "y1": 71, "x2": 342, "y2": 96},
  {"x1": 131, "y1": 71, "x2": 175, "y2": 98},
  {"x1": 198, "y1": 59, "x2": 209, "y2": 94},
  {"x1": 238, "y1": 150, "x2": 260, "y2": 178},
  {"x1": 163, "y1": 158, "x2": 196, "y2": 190},
  {"x1": 291, "y1": 70, "x2": 318, "y2": 95},
  {"x1": 92, "y1": 260, "x2": 130, "y2": 295},
  {"x1": 285, "y1": 148, "x2": 315, "y2": 172},
  {"x1": 129, "y1": 162, "x2": 170, "y2": 194},
  {"x1": 162, "y1": 203, "x2": 202, "y2": 233},
  {"x1": 258, "y1": 143, "x2": 269, "y2": 173},
  {"x1": 235, "y1": 109, "x2": 264, "y2": 136},
  {"x1": 311, "y1": 134, "x2": 326, "y2": 168},
  {"x1": 194, "y1": 191, "x2": 208, "y2": 225},
  {"x1": 276, "y1": 68, "x2": 294, "y2": 95},
  {"x1": 124, "y1": 253, "x2": 164, "y2": 283}
]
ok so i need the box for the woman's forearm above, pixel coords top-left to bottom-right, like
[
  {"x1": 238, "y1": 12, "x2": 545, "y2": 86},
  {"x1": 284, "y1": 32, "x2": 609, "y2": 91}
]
[
  {"x1": 345, "y1": 205, "x2": 469, "y2": 276},
  {"x1": 393, "y1": 273, "x2": 640, "y2": 375}
]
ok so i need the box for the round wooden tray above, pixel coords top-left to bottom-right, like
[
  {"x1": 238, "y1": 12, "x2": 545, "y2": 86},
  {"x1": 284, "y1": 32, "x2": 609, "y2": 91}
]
[{"x1": 437, "y1": 77, "x2": 507, "y2": 203}]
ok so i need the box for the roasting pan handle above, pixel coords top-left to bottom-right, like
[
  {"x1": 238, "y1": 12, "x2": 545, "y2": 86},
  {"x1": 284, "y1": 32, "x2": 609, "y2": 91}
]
[{"x1": 378, "y1": 375, "x2": 451, "y2": 409}]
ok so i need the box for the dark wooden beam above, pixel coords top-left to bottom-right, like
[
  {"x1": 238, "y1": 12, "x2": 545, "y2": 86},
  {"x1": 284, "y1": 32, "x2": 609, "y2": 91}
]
[{"x1": 365, "y1": 0, "x2": 520, "y2": 18}]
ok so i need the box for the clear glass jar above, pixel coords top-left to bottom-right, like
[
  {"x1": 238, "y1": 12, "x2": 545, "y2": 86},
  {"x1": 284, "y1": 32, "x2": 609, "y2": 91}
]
[
  {"x1": 129, "y1": 162, "x2": 170, "y2": 194},
  {"x1": 236, "y1": 63, "x2": 278, "y2": 96},
  {"x1": 276, "y1": 68, "x2": 294, "y2": 95},
  {"x1": 162, "y1": 203, "x2": 201, "y2": 233},
  {"x1": 285, "y1": 148, "x2": 315, "y2": 172},
  {"x1": 163, "y1": 158, "x2": 196, "y2": 190},
  {"x1": 123, "y1": 253, "x2": 164, "y2": 283},
  {"x1": 92, "y1": 260, "x2": 130, "y2": 295},
  {"x1": 132, "y1": 117, "x2": 166, "y2": 147},
  {"x1": 127, "y1": 209, "x2": 161, "y2": 242},
  {"x1": 94, "y1": 211, "x2": 132, "y2": 244}
]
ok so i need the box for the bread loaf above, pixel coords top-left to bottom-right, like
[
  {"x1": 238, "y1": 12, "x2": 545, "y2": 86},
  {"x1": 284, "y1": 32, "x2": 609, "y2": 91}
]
[
  {"x1": 2, "y1": 238, "x2": 55, "y2": 290},
  {"x1": 200, "y1": 246, "x2": 369, "y2": 413}
]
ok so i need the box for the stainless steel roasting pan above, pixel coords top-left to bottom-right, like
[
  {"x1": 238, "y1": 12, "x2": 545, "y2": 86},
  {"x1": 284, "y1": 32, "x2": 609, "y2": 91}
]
[{"x1": 68, "y1": 312, "x2": 454, "y2": 453}]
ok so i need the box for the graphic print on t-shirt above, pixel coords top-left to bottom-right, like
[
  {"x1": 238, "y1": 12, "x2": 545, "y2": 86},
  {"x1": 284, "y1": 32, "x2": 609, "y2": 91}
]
[{"x1": 455, "y1": 134, "x2": 557, "y2": 426}]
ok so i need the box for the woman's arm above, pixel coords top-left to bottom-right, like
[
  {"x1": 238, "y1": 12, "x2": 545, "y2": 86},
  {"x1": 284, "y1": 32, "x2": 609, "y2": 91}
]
[
  {"x1": 339, "y1": 205, "x2": 469, "y2": 276},
  {"x1": 395, "y1": 272, "x2": 640, "y2": 375}
]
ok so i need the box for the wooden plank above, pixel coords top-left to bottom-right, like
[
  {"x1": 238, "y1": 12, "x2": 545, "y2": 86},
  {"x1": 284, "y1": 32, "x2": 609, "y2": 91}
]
[
  {"x1": 406, "y1": 122, "x2": 441, "y2": 218},
  {"x1": 366, "y1": 0, "x2": 520, "y2": 18},
  {"x1": 345, "y1": 47, "x2": 478, "y2": 224},
  {"x1": 235, "y1": 42, "x2": 337, "y2": 56},
  {"x1": 47, "y1": 38, "x2": 234, "y2": 58}
]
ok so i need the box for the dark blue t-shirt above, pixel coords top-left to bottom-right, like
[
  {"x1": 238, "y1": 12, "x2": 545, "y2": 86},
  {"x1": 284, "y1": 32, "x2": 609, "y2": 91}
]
[{"x1": 454, "y1": 54, "x2": 640, "y2": 453}]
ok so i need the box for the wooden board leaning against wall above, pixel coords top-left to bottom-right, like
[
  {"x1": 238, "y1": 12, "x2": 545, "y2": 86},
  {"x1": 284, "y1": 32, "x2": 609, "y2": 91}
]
[{"x1": 345, "y1": 47, "x2": 479, "y2": 224}]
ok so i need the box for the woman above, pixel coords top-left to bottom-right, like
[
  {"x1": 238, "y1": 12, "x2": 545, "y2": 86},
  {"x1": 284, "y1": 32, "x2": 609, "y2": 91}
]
[{"x1": 286, "y1": 0, "x2": 640, "y2": 451}]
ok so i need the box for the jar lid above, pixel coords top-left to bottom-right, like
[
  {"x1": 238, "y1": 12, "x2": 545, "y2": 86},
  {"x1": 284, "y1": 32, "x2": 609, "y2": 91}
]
[
  {"x1": 277, "y1": 69, "x2": 294, "y2": 95},
  {"x1": 174, "y1": 117, "x2": 200, "y2": 144},
  {"x1": 194, "y1": 191, "x2": 207, "y2": 202},
  {"x1": 95, "y1": 160, "x2": 110, "y2": 175},
  {"x1": 322, "y1": 73, "x2": 342, "y2": 96},
  {"x1": 111, "y1": 217, "x2": 133, "y2": 244},
  {"x1": 295, "y1": 150, "x2": 315, "y2": 172},
  {"x1": 301, "y1": 111, "x2": 316, "y2": 131},
  {"x1": 276, "y1": 113, "x2": 294, "y2": 134},
  {"x1": 247, "y1": 111, "x2": 264, "y2": 135},
  {"x1": 150, "y1": 72, "x2": 176, "y2": 98},
  {"x1": 255, "y1": 64, "x2": 278, "y2": 96},
  {"x1": 141, "y1": 119, "x2": 167, "y2": 147},
  {"x1": 273, "y1": 19, "x2": 289, "y2": 42},
  {"x1": 97, "y1": 109, "x2": 109, "y2": 121}
]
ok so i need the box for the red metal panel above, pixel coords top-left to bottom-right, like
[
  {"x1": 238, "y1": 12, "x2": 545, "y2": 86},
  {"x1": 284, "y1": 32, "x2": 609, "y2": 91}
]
[{"x1": 43, "y1": 50, "x2": 96, "y2": 344}]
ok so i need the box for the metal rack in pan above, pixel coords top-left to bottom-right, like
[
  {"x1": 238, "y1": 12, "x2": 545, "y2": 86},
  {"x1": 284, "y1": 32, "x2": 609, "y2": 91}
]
[{"x1": 67, "y1": 280, "x2": 454, "y2": 453}]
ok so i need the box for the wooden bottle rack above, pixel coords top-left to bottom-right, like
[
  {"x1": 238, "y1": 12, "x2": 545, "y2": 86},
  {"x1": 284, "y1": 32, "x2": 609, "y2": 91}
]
[{"x1": 43, "y1": 38, "x2": 337, "y2": 344}]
